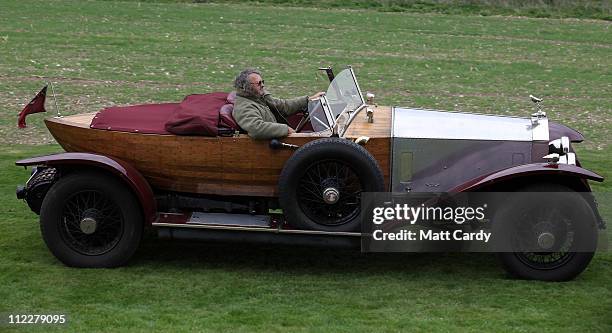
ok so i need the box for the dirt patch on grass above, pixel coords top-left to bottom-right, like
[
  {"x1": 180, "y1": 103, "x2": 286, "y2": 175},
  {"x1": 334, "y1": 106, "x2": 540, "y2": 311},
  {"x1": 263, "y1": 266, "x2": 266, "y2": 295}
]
[{"x1": 0, "y1": 75, "x2": 212, "y2": 90}]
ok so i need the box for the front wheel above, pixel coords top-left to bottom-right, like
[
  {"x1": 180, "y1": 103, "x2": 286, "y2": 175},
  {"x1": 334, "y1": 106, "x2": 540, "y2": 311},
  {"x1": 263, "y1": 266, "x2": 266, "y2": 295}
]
[
  {"x1": 495, "y1": 184, "x2": 598, "y2": 281},
  {"x1": 278, "y1": 138, "x2": 384, "y2": 232},
  {"x1": 40, "y1": 171, "x2": 143, "y2": 267}
]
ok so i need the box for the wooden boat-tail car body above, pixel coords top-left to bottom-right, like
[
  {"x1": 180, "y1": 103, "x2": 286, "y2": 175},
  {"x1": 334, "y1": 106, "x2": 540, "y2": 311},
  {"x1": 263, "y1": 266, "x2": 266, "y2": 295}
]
[
  {"x1": 15, "y1": 67, "x2": 604, "y2": 281},
  {"x1": 42, "y1": 106, "x2": 392, "y2": 198}
]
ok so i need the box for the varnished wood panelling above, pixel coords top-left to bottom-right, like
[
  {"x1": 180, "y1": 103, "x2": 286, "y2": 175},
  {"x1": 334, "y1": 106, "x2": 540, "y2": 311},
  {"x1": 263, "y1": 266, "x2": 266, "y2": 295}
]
[
  {"x1": 45, "y1": 107, "x2": 393, "y2": 196},
  {"x1": 343, "y1": 106, "x2": 392, "y2": 139}
]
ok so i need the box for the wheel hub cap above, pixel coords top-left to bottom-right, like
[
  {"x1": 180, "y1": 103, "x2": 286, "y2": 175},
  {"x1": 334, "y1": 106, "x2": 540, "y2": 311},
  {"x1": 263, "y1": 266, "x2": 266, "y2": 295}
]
[
  {"x1": 537, "y1": 232, "x2": 555, "y2": 250},
  {"x1": 80, "y1": 217, "x2": 98, "y2": 234},
  {"x1": 322, "y1": 187, "x2": 340, "y2": 204}
]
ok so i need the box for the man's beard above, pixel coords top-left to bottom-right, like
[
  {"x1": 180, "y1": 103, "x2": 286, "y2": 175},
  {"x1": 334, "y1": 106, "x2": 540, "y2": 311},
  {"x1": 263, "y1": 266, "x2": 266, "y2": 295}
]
[{"x1": 244, "y1": 84, "x2": 266, "y2": 98}]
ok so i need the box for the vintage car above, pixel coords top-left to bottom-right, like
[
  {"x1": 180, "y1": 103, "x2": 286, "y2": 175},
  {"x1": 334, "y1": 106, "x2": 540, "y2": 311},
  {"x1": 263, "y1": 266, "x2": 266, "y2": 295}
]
[{"x1": 15, "y1": 67, "x2": 604, "y2": 281}]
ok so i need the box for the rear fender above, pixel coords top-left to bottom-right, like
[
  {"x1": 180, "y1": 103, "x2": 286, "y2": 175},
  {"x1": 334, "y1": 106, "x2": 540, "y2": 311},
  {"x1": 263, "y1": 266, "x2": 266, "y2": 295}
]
[
  {"x1": 452, "y1": 162, "x2": 603, "y2": 193},
  {"x1": 16, "y1": 152, "x2": 157, "y2": 224}
]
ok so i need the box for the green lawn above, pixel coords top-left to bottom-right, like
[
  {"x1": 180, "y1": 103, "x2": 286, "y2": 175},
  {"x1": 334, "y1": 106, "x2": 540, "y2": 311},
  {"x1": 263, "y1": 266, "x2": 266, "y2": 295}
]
[
  {"x1": 1, "y1": 1, "x2": 611, "y2": 331},
  {"x1": 112, "y1": 0, "x2": 612, "y2": 21}
]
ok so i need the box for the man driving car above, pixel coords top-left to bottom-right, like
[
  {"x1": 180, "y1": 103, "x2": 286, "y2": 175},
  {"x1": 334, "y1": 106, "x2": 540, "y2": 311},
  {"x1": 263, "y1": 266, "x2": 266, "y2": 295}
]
[{"x1": 232, "y1": 68, "x2": 324, "y2": 139}]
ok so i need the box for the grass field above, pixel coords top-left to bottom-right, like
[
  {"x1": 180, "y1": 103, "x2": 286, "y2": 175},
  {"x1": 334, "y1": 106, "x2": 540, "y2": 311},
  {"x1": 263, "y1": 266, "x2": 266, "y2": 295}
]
[
  {"x1": 1, "y1": 0, "x2": 611, "y2": 331},
  {"x1": 115, "y1": 0, "x2": 612, "y2": 21}
]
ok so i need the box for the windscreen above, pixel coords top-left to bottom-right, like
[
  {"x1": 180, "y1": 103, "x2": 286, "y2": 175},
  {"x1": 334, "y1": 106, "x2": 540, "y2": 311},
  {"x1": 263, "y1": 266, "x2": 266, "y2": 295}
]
[
  {"x1": 305, "y1": 67, "x2": 365, "y2": 135},
  {"x1": 325, "y1": 68, "x2": 365, "y2": 118},
  {"x1": 307, "y1": 99, "x2": 331, "y2": 132}
]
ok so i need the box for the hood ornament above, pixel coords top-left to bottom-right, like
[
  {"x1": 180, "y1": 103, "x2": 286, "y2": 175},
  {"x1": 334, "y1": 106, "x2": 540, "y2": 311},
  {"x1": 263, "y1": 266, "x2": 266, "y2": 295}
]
[{"x1": 529, "y1": 94, "x2": 546, "y2": 125}]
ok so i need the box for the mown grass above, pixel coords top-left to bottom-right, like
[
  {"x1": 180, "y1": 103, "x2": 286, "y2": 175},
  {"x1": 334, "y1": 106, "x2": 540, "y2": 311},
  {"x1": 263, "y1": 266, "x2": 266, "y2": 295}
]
[
  {"x1": 118, "y1": 0, "x2": 612, "y2": 21},
  {"x1": 1, "y1": 1, "x2": 611, "y2": 331},
  {"x1": 2, "y1": 1, "x2": 610, "y2": 148},
  {"x1": 2, "y1": 145, "x2": 612, "y2": 332}
]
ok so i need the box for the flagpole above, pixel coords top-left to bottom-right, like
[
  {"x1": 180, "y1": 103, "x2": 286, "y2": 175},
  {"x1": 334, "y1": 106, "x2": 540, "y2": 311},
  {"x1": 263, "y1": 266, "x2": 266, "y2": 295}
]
[{"x1": 47, "y1": 81, "x2": 61, "y2": 118}]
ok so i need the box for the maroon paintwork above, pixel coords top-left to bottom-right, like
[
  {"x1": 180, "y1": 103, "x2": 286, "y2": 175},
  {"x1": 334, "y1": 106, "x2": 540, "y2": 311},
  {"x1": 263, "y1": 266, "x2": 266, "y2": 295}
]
[
  {"x1": 450, "y1": 162, "x2": 604, "y2": 192},
  {"x1": 16, "y1": 152, "x2": 157, "y2": 224},
  {"x1": 549, "y1": 121, "x2": 584, "y2": 143}
]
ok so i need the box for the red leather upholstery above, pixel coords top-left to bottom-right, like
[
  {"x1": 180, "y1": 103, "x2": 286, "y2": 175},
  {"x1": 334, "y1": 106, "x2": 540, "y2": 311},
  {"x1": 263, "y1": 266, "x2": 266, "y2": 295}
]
[
  {"x1": 219, "y1": 104, "x2": 239, "y2": 130},
  {"x1": 226, "y1": 91, "x2": 236, "y2": 104},
  {"x1": 287, "y1": 112, "x2": 314, "y2": 132}
]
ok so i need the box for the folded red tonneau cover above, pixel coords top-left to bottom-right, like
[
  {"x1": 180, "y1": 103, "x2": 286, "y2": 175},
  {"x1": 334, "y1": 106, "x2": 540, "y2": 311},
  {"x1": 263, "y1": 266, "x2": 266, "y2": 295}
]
[{"x1": 90, "y1": 92, "x2": 235, "y2": 136}]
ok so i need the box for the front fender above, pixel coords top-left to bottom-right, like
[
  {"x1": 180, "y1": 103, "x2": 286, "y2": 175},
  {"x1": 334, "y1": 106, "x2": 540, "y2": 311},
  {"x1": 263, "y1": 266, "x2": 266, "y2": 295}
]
[
  {"x1": 452, "y1": 162, "x2": 604, "y2": 192},
  {"x1": 16, "y1": 152, "x2": 157, "y2": 224},
  {"x1": 549, "y1": 121, "x2": 584, "y2": 142}
]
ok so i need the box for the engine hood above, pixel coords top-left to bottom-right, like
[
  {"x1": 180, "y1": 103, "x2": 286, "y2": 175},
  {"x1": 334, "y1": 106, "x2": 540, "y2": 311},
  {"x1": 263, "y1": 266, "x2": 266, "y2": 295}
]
[
  {"x1": 549, "y1": 121, "x2": 584, "y2": 142},
  {"x1": 392, "y1": 107, "x2": 549, "y2": 141}
]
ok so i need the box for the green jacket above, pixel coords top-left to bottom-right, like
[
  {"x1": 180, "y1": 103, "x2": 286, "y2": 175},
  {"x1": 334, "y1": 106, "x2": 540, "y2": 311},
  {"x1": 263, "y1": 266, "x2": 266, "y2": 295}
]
[{"x1": 233, "y1": 92, "x2": 308, "y2": 139}]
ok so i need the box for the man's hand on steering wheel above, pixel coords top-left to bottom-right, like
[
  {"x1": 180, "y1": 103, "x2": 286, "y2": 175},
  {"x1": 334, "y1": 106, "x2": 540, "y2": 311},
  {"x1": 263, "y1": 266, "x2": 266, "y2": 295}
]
[{"x1": 309, "y1": 92, "x2": 325, "y2": 100}]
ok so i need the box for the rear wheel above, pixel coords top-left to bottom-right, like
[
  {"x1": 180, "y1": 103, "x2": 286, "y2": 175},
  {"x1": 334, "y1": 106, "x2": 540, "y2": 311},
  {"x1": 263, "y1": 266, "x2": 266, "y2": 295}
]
[
  {"x1": 496, "y1": 184, "x2": 597, "y2": 281},
  {"x1": 40, "y1": 171, "x2": 143, "y2": 267}
]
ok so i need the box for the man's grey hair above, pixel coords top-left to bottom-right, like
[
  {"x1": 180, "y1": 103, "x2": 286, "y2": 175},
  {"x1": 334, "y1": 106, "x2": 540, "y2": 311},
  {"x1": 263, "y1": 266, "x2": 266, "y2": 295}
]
[{"x1": 234, "y1": 68, "x2": 262, "y2": 97}]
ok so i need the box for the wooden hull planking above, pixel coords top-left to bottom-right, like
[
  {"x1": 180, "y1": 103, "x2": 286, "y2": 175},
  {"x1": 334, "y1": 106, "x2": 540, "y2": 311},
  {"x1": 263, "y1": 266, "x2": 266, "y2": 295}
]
[{"x1": 45, "y1": 106, "x2": 392, "y2": 197}]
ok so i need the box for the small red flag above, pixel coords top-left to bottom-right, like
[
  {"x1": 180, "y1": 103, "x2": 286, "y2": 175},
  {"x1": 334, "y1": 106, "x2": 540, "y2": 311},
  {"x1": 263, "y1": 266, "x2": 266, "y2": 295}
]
[{"x1": 18, "y1": 85, "x2": 47, "y2": 128}]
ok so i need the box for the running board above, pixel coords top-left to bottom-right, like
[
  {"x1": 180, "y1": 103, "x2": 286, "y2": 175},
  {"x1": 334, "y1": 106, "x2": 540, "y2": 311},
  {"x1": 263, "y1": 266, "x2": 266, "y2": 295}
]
[
  {"x1": 154, "y1": 211, "x2": 361, "y2": 237},
  {"x1": 154, "y1": 212, "x2": 361, "y2": 248},
  {"x1": 189, "y1": 212, "x2": 271, "y2": 228}
]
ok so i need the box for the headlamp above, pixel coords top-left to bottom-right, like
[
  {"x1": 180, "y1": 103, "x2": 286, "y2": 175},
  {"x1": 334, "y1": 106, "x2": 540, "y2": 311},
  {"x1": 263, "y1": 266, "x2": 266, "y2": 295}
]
[{"x1": 544, "y1": 136, "x2": 575, "y2": 165}]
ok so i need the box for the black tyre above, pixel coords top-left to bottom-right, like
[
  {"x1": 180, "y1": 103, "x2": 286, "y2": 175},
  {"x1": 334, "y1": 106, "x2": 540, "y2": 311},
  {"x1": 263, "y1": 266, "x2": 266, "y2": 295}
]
[
  {"x1": 40, "y1": 171, "x2": 143, "y2": 267},
  {"x1": 496, "y1": 184, "x2": 597, "y2": 281},
  {"x1": 278, "y1": 138, "x2": 384, "y2": 232}
]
